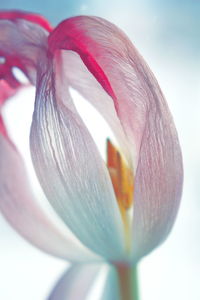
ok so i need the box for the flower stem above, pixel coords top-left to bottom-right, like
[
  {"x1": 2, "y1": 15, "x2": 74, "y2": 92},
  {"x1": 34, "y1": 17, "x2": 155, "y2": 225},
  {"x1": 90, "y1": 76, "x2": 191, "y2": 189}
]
[{"x1": 116, "y1": 263, "x2": 139, "y2": 300}]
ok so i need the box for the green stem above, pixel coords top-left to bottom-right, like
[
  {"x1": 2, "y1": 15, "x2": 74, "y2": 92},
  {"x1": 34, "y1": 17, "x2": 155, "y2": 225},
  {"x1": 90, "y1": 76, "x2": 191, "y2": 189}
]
[{"x1": 116, "y1": 263, "x2": 139, "y2": 300}]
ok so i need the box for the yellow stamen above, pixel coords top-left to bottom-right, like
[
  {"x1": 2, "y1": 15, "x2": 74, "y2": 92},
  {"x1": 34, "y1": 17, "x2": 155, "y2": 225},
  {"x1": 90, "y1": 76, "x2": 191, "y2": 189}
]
[{"x1": 106, "y1": 139, "x2": 134, "y2": 250}]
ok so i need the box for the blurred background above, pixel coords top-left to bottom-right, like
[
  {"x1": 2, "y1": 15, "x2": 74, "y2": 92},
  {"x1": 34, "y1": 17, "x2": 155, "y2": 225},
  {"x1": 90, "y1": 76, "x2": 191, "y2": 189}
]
[{"x1": 0, "y1": 0, "x2": 199, "y2": 299}]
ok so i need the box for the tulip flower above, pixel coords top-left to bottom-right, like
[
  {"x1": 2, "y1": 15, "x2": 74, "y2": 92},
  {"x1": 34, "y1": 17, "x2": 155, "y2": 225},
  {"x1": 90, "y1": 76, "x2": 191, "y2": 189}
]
[{"x1": 0, "y1": 10, "x2": 183, "y2": 300}]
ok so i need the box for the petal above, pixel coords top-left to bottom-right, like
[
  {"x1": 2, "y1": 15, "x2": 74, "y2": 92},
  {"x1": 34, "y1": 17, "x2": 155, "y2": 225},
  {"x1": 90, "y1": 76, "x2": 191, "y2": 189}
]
[
  {"x1": 51, "y1": 50, "x2": 131, "y2": 162},
  {"x1": 132, "y1": 111, "x2": 183, "y2": 261},
  {"x1": 0, "y1": 11, "x2": 50, "y2": 86},
  {"x1": 0, "y1": 114, "x2": 7, "y2": 137},
  {"x1": 0, "y1": 12, "x2": 101, "y2": 262},
  {"x1": 48, "y1": 17, "x2": 183, "y2": 259},
  {"x1": 30, "y1": 55, "x2": 126, "y2": 261},
  {"x1": 0, "y1": 11, "x2": 52, "y2": 109},
  {"x1": 48, "y1": 264, "x2": 101, "y2": 300},
  {"x1": 0, "y1": 134, "x2": 100, "y2": 262},
  {"x1": 48, "y1": 264, "x2": 120, "y2": 300},
  {"x1": 48, "y1": 16, "x2": 146, "y2": 166},
  {"x1": 100, "y1": 266, "x2": 120, "y2": 300},
  {"x1": 0, "y1": 10, "x2": 52, "y2": 32},
  {"x1": 0, "y1": 80, "x2": 21, "y2": 107}
]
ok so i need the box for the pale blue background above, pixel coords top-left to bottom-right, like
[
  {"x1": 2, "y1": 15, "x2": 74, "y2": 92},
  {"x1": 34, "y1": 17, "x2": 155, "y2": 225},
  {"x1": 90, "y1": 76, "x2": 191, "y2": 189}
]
[{"x1": 0, "y1": 1, "x2": 199, "y2": 300}]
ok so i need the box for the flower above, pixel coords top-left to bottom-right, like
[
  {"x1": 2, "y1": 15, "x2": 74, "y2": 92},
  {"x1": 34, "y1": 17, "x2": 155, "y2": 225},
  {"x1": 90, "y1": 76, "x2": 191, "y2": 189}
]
[{"x1": 0, "y1": 11, "x2": 183, "y2": 299}]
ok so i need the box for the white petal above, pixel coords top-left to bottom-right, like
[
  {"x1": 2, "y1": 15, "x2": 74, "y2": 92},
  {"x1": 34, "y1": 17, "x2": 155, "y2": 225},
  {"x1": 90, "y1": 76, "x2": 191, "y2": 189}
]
[
  {"x1": 30, "y1": 57, "x2": 126, "y2": 261},
  {"x1": 0, "y1": 134, "x2": 100, "y2": 262},
  {"x1": 48, "y1": 264, "x2": 101, "y2": 300},
  {"x1": 48, "y1": 264, "x2": 120, "y2": 300},
  {"x1": 48, "y1": 16, "x2": 183, "y2": 260},
  {"x1": 100, "y1": 266, "x2": 120, "y2": 300}
]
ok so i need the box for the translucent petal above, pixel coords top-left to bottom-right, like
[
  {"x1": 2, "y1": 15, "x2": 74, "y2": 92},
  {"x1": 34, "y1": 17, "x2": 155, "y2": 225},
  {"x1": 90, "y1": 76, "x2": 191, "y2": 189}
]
[
  {"x1": 30, "y1": 57, "x2": 126, "y2": 261},
  {"x1": 0, "y1": 114, "x2": 7, "y2": 137},
  {"x1": 0, "y1": 12, "x2": 101, "y2": 262},
  {"x1": 0, "y1": 10, "x2": 52, "y2": 32},
  {"x1": 55, "y1": 50, "x2": 131, "y2": 162},
  {"x1": 131, "y1": 109, "x2": 183, "y2": 261},
  {"x1": 0, "y1": 11, "x2": 50, "y2": 86},
  {"x1": 48, "y1": 16, "x2": 147, "y2": 167},
  {"x1": 48, "y1": 16, "x2": 183, "y2": 260},
  {"x1": 100, "y1": 266, "x2": 120, "y2": 300},
  {"x1": 48, "y1": 264, "x2": 101, "y2": 300},
  {"x1": 0, "y1": 134, "x2": 101, "y2": 262},
  {"x1": 0, "y1": 80, "x2": 21, "y2": 107},
  {"x1": 48, "y1": 264, "x2": 120, "y2": 300}
]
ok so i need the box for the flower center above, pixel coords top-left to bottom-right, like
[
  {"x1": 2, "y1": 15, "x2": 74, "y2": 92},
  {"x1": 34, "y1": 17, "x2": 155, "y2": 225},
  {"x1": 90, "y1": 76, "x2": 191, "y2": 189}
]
[{"x1": 107, "y1": 139, "x2": 134, "y2": 250}]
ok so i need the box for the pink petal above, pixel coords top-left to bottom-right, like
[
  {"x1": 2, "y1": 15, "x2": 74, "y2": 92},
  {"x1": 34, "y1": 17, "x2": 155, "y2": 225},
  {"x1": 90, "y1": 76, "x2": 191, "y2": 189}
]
[
  {"x1": 0, "y1": 80, "x2": 20, "y2": 107},
  {"x1": 0, "y1": 11, "x2": 50, "y2": 87},
  {"x1": 0, "y1": 10, "x2": 52, "y2": 32},
  {"x1": 48, "y1": 16, "x2": 183, "y2": 260},
  {"x1": 0, "y1": 134, "x2": 100, "y2": 262},
  {"x1": 0, "y1": 10, "x2": 52, "y2": 107},
  {"x1": 0, "y1": 12, "x2": 101, "y2": 262},
  {"x1": 0, "y1": 114, "x2": 7, "y2": 137}
]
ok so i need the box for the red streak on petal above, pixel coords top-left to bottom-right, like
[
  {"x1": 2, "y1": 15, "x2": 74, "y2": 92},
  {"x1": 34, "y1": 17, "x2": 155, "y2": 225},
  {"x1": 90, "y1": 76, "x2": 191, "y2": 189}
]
[
  {"x1": 0, "y1": 10, "x2": 52, "y2": 88},
  {"x1": 0, "y1": 80, "x2": 19, "y2": 143},
  {"x1": 0, "y1": 10, "x2": 52, "y2": 32},
  {"x1": 0, "y1": 54, "x2": 28, "y2": 87},
  {"x1": 0, "y1": 114, "x2": 7, "y2": 137},
  {"x1": 0, "y1": 80, "x2": 20, "y2": 106},
  {"x1": 0, "y1": 10, "x2": 52, "y2": 143},
  {"x1": 0, "y1": 113, "x2": 17, "y2": 149},
  {"x1": 0, "y1": 10, "x2": 53, "y2": 88},
  {"x1": 48, "y1": 17, "x2": 119, "y2": 112}
]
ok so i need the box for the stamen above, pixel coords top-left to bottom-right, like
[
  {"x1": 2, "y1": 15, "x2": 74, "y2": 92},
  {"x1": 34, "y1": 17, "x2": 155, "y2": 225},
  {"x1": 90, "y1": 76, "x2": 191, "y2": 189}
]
[
  {"x1": 107, "y1": 139, "x2": 134, "y2": 210},
  {"x1": 107, "y1": 139, "x2": 134, "y2": 250}
]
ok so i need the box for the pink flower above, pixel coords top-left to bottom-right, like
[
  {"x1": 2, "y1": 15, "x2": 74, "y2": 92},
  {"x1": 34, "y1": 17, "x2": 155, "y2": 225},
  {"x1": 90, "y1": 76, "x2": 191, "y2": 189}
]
[{"x1": 0, "y1": 11, "x2": 183, "y2": 299}]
